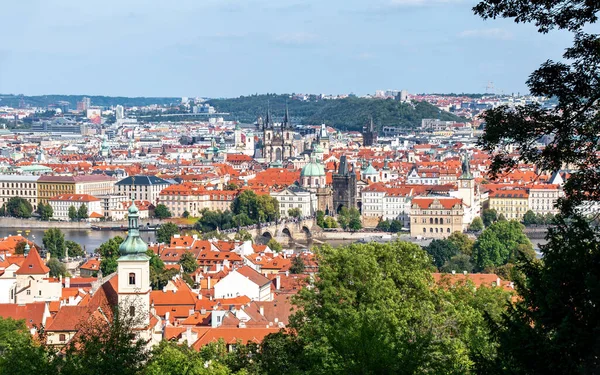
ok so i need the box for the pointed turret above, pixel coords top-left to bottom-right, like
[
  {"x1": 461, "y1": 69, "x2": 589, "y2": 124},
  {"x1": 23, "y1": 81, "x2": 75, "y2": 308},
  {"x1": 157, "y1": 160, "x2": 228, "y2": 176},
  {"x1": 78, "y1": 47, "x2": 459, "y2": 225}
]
[
  {"x1": 283, "y1": 103, "x2": 292, "y2": 129},
  {"x1": 337, "y1": 155, "x2": 349, "y2": 176},
  {"x1": 265, "y1": 101, "x2": 273, "y2": 129},
  {"x1": 16, "y1": 247, "x2": 50, "y2": 276}
]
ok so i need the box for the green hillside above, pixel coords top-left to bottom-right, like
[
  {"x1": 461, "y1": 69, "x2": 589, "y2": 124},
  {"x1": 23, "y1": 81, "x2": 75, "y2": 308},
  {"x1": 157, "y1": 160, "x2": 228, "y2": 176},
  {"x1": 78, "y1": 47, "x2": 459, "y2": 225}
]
[
  {"x1": 207, "y1": 94, "x2": 464, "y2": 131},
  {"x1": 0, "y1": 94, "x2": 178, "y2": 108}
]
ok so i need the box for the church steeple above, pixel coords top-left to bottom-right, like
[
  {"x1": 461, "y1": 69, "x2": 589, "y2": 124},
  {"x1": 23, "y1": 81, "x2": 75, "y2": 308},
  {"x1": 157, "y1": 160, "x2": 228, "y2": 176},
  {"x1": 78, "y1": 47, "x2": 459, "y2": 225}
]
[
  {"x1": 283, "y1": 103, "x2": 291, "y2": 129},
  {"x1": 459, "y1": 152, "x2": 473, "y2": 180}
]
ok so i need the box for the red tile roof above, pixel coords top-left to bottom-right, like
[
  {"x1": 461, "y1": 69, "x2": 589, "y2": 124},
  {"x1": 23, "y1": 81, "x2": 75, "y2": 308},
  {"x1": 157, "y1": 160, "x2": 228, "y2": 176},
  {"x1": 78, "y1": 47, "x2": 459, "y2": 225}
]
[{"x1": 15, "y1": 248, "x2": 50, "y2": 275}]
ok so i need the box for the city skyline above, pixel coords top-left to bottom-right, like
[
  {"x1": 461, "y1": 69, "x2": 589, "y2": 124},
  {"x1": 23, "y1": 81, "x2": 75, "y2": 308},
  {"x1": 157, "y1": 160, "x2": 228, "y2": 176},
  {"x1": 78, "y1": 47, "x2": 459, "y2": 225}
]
[{"x1": 1, "y1": 0, "x2": 575, "y2": 98}]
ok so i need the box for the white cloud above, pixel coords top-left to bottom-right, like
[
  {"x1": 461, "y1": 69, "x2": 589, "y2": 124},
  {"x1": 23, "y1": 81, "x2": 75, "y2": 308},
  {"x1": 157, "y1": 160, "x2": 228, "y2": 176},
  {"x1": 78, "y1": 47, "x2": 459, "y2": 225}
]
[
  {"x1": 273, "y1": 33, "x2": 319, "y2": 46},
  {"x1": 458, "y1": 28, "x2": 514, "y2": 40}
]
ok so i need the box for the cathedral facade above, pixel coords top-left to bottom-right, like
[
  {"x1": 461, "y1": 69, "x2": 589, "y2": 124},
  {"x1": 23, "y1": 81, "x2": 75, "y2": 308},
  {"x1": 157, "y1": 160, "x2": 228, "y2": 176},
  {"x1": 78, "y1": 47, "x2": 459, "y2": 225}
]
[{"x1": 260, "y1": 106, "x2": 294, "y2": 162}]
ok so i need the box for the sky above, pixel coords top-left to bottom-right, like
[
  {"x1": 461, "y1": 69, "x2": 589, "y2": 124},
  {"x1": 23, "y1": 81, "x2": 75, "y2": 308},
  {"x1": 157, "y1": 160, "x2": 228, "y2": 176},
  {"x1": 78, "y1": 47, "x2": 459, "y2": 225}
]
[{"x1": 0, "y1": 0, "x2": 577, "y2": 98}]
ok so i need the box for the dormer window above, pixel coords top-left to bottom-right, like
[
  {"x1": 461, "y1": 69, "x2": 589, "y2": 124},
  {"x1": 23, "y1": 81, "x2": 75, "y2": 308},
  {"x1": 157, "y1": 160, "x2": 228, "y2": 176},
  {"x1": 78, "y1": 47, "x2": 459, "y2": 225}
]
[{"x1": 129, "y1": 272, "x2": 136, "y2": 285}]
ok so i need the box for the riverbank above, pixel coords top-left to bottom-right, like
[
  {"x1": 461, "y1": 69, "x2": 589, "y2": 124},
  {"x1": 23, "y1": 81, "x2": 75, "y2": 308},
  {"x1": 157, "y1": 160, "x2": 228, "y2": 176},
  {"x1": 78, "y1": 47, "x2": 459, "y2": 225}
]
[{"x1": 0, "y1": 217, "x2": 172, "y2": 229}]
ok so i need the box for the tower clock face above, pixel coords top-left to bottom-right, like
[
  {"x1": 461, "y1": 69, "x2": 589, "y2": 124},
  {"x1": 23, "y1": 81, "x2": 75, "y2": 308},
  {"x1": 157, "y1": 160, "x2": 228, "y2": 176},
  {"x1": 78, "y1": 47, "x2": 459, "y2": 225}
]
[{"x1": 462, "y1": 181, "x2": 469, "y2": 188}]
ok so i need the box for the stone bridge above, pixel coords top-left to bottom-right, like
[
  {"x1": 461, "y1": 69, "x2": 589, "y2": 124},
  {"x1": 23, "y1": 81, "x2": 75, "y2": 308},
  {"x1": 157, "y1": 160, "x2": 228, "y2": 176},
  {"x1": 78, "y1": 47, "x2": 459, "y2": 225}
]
[{"x1": 227, "y1": 218, "x2": 321, "y2": 244}]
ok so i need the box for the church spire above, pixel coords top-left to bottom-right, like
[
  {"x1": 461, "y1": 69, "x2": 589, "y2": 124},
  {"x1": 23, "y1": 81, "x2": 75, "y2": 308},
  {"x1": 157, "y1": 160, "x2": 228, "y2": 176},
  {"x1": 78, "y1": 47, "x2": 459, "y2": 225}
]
[
  {"x1": 283, "y1": 102, "x2": 291, "y2": 129},
  {"x1": 265, "y1": 101, "x2": 273, "y2": 129}
]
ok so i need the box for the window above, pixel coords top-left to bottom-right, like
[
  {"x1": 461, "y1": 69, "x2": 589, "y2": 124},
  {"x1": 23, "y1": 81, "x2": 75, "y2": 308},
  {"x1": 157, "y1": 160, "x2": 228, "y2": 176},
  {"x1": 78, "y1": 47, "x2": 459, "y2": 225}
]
[
  {"x1": 129, "y1": 305, "x2": 135, "y2": 317},
  {"x1": 129, "y1": 272, "x2": 136, "y2": 285},
  {"x1": 59, "y1": 334, "x2": 66, "y2": 342},
  {"x1": 27, "y1": 290, "x2": 31, "y2": 295}
]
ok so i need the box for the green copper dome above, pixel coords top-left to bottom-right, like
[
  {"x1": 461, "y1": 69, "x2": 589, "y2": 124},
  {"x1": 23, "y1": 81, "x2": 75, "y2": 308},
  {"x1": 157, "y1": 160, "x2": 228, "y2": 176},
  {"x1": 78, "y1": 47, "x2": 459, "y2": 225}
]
[
  {"x1": 119, "y1": 201, "x2": 148, "y2": 256},
  {"x1": 362, "y1": 162, "x2": 378, "y2": 175},
  {"x1": 301, "y1": 160, "x2": 325, "y2": 177}
]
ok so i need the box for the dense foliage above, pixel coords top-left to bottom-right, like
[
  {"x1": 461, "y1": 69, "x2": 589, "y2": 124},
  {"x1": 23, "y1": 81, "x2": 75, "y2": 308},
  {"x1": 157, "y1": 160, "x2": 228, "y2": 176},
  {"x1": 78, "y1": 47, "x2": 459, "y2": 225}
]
[
  {"x1": 153, "y1": 204, "x2": 171, "y2": 220},
  {"x1": 336, "y1": 207, "x2": 361, "y2": 231},
  {"x1": 156, "y1": 222, "x2": 179, "y2": 244},
  {"x1": 36, "y1": 203, "x2": 53, "y2": 221},
  {"x1": 5, "y1": 197, "x2": 32, "y2": 218},
  {"x1": 472, "y1": 220, "x2": 534, "y2": 271},
  {"x1": 473, "y1": 0, "x2": 600, "y2": 372},
  {"x1": 0, "y1": 94, "x2": 177, "y2": 108},
  {"x1": 207, "y1": 94, "x2": 463, "y2": 130}
]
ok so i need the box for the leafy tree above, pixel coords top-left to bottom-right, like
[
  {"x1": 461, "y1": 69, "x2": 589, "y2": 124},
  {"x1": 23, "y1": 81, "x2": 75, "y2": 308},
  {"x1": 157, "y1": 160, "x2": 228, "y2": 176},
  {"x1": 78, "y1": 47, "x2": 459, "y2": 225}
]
[
  {"x1": 234, "y1": 229, "x2": 253, "y2": 242},
  {"x1": 200, "y1": 230, "x2": 228, "y2": 240},
  {"x1": 497, "y1": 213, "x2": 507, "y2": 222},
  {"x1": 425, "y1": 239, "x2": 459, "y2": 269},
  {"x1": 348, "y1": 216, "x2": 362, "y2": 231},
  {"x1": 232, "y1": 212, "x2": 253, "y2": 228},
  {"x1": 289, "y1": 256, "x2": 305, "y2": 274},
  {"x1": 59, "y1": 305, "x2": 150, "y2": 375},
  {"x1": 469, "y1": 217, "x2": 484, "y2": 231},
  {"x1": 258, "y1": 331, "x2": 305, "y2": 375},
  {"x1": 65, "y1": 240, "x2": 84, "y2": 257},
  {"x1": 0, "y1": 205, "x2": 5, "y2": 217},
  {"x1": 288, "y1": 207, "x2": 302, "y2": 218},
  {"x1": 493, "y1": 215, "x2": 600, "y2": 373},
  {"x1": 47, "y1": 258, "x2": 67, "y2": 277},
  {"x1": 337, "y1": 207, "x2": 360, "y2": 230},
  {"x1": 522, "y1": 210, "x2": 537, "y2": 226},
  {"x1": 178, "y1": 251, "x2": 197, "y2": 274},
  {"x1": 441, "y1": 254, "x2": 474, "y2": 274},
  {"x1": 182, "y1": 210, "x2": 190, "y2": 218},
  {"x1": 231, "y1": 190, "x2": 279, "y2": 223},
  {"x1": 447, "y1": 231, "x2": 475, "y2": 256},
  {"x1": 42, "y1": 228, "x2": 65, "y2": 258},
  {"x1": 156, "y1": 222, "x2": 179, "y2": 244},
  {"x1": 37, "y1": 203, "x2": 49, "y2": 220},
  {"x1": 77, "y1": 204, "x2": 88, "y2": 220},
  {"x1": 146, "y1": 249, "x2": 178, "y2": 290},
  {"x1": 267, "y1": 238, "x2": 282, "y2": 252},
  {"x1": 68, "y1": 205, "x2": 78, "y2": 221},
  {"x1": 323, "y1": 216, "x2": 338, "y2": 229},
  {"x1": 0, "y1": 317, "x2": 53, "y2": 375},
  {"x1": 98, "y1": 236, "x2": 124, "y2": 275},
  {"x1": 14, "y1": 241, "x2": 27, "y2": 255},
  {"x1": 6, "y1": 197, "x2": 32, "y2": 219},
  {"x1": 376, "y1": 220, "x2": 391, "y2": 232},
  {"x1": 472, "y1": 220, "x2": 534, "y2": 271},
  {"x1": 389, "y1": 219, "x2": 403, "y2": 233},
  {"x1": 153, "y1": 204, "x2": 171, "y2": 219},
  {"x1": 316, "y1": 210, "x2": 325, "y2": 228},
  {"x1": 225, "y1": 182, "x2": 239, "y2": 190},
  {"x1": 195, "y1": 209, "x2": 234, "y2": 232},
  {"x1": 287, "y1": 241, "x2": 490, "y2": 373},
  {"x1": 481, "y1": 208, "x2": 497, "y2": 227}
]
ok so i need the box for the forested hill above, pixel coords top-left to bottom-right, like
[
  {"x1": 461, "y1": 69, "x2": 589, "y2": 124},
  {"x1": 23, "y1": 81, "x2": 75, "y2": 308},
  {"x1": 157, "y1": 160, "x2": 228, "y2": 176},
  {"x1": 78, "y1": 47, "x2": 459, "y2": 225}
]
[
  {"x1": 0, "y1": 94, "x2": 178, "y2": 108},
  {"x1": 207, "y1": 94, "x2": 464, "y2": 131}
]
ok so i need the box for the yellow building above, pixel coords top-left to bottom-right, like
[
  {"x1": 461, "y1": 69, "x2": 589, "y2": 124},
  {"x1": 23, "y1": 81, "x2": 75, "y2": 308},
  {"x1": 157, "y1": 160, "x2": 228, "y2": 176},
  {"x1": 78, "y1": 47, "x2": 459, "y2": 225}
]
[
  {"x1": 410, "y1": 197, "x2": 465, "y2": 238},
  {"x1": 37, "y1": 175, "x2": 116, "y2": 204},
  {"x1": 488, "y1": 189, "x2": 529, "y2": 221}
]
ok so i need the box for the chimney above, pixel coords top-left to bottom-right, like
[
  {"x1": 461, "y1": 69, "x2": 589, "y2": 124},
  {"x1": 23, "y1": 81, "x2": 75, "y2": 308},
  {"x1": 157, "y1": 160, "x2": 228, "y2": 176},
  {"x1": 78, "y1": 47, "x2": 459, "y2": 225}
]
[
  {"x1": 275, "y1": 275, "x2": 280, "y2": 290},
  {"x1": 200, "y1": 308, "x2": 206, "y2": 315},
  {"x1": 207, "y1": 276, "x2": 211, "y2": 289},
  {"x1": 185, "y1": 327, "x2": 192, "y2": 346},
  {"x1": 496, "y1": 277, "x2": 501, "y2": 287},
  {"x1": 65, "y1": 276, "x2": 70, "y2": 289},
  {"x1": 451, "y1": 270, "x2": 456, "y2": 275},
  {"x1": 259, "y1": 306, "x2": 264, "y2": 316}
]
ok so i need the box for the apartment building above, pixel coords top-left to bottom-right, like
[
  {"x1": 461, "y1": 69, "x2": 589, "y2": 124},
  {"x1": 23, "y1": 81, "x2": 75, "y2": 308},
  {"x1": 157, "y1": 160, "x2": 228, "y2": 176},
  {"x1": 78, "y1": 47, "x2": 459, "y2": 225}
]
[
  {"x1": 0, "y1": 175, "x2": 39, "y2": 210},
  {"x1": 37, "y1": 175, "x2": 116, "y2": 204}
]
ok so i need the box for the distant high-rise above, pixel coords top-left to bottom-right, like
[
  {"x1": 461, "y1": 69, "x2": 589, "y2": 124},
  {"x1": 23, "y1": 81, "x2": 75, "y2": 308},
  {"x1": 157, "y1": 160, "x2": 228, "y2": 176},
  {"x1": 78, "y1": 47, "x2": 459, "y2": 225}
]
[
  {"x1": 76, "y1": 97, "x2": 91, "y2": 112},
  {"x1": 115, "y1": 105, "x2": 125, "y2": 120},
  {"x1": 332, "y1": 155, "x2": 357, "y2": 214},
  {"x1": 362, "y1": 118, "x2": 377, "y2": 147}
]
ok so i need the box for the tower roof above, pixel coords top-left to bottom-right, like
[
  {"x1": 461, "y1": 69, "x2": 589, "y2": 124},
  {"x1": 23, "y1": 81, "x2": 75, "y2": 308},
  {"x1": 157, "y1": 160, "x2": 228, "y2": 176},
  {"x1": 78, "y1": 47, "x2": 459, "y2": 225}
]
[
  {"x1": 119, "y1": 200, "x2": 148, "y2": 257},
  {"x1": 459, "y1": 153, "x2": 473, "y2": 179},
  {"x1": 15, "y1": 247, "x2": 50, "y2": 275},
  {"x1": 301, "y1": 159, "x2": 325, "y2": 177}
]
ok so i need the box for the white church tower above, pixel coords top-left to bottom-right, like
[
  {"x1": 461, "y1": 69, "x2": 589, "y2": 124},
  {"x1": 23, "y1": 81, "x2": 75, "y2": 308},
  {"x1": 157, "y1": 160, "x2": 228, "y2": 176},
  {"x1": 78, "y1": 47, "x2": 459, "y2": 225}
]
[{"x1": 117, "y1": 201, "x2": 151, "y2": 328}]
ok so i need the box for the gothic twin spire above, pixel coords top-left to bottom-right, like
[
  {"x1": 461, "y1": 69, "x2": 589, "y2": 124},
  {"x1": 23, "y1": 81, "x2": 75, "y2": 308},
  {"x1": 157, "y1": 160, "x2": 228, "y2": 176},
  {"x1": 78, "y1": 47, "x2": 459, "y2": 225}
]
[{"x1": 261, "y1": 101, "x2": 292, "y2": 130}]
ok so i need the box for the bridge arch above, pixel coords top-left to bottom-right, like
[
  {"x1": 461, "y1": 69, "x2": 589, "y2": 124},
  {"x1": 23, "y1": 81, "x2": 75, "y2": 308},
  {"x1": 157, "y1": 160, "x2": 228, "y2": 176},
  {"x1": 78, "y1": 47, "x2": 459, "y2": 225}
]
[
  {"x1": 257, "y1": 231, "x2": 273, "y2": 244},
  {"x1": 302, "y1": 226, "x2": 312, "y2": 240},
  {"x1": 282, "y1": 227, "x2": 293, "y2": 241}
]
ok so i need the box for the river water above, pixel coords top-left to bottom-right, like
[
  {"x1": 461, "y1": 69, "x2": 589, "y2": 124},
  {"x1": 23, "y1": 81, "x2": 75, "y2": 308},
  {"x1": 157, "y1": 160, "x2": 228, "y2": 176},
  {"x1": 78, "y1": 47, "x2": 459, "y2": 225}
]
[
  {"x1": 0, "y1": 228, "x2": 156, "y2": 254},
  {"x1": 0, "y1": 228, "x2": 548, "y2": 256}
]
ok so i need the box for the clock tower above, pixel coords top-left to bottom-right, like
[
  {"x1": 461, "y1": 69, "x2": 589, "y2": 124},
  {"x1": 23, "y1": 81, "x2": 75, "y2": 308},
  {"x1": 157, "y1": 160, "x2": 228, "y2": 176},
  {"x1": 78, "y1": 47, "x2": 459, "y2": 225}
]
[{"x1": 457, "y1": 153, "x2": 475, "y2": 208}]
